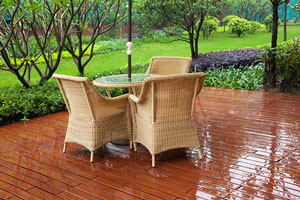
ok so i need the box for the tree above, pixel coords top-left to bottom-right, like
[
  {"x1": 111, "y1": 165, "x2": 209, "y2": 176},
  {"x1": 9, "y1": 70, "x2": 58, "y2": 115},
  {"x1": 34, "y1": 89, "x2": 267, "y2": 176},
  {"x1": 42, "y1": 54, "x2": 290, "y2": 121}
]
[
  {"x1": 264, "y1": 14, "x2": 281, "y2": 32},
  {"x1": 270, "y1": 0, "x2": 285, "y2": 49},
  {"x1": 136, "y1": 0, "x2": 224, "y2": 58},
  {"x1": 248, "y1": 21, "x2": 263, "y2": 34},
  {"x1": 64, "y1": 0, "x2": 125, "y2": 76},
  {"x1": 264, "y1": 15, "x2": 273, "y2": 32},
  {"x1": 283, "y1": 0, "x2": 291, "y2": 41},
  {"x1": 217, "y1": 0, "x2": 235, "y2": 28},
  {"x1": 228, "y1": 17, "x2": 251, "y2": 37},
  {"x1": 263, "y1": 0, "x2": 285, "y2": 90},
  {"x1": 222, "y1": 15, "x2": 239, "y2": 32},
  {"x1": 290, "y1": 2, "x2": 300, "y2": 23},
  {"x1": 231, "y1": 0, "x2": 271, "y2": 22},
  {"x1": 201, "y1": 16, "x2": 219, "y2": 39},
  {"x1": 0, "y1": 0, "x2": 82, "y2": 88},
  {"x1": 135, "y1": 0, "x2": 168, "y2": 38}
]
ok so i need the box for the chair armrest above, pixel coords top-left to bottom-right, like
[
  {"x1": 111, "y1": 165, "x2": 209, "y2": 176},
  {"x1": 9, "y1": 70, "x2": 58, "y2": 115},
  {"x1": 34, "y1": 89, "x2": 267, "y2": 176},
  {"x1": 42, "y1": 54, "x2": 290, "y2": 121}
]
[
  {"x1": 129, "y1": 94, "x2": 141, "y2": 103},
  {"x1": 103, "y1": 93, "x2": 129, "y2": 102}
]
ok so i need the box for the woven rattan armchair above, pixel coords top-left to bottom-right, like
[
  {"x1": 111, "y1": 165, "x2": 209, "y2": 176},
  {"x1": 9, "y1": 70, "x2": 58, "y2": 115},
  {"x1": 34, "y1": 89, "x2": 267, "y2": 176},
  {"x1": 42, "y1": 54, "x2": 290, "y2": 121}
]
[
  {"x1": 146, "y1": 56, "x2": 192, "y2": 75},
  {"x1": 129, "y1": 73, "x2": 206, "y2": 167},
  {"x1": 53, "y1": 74, "x2": 130, "y2": 162},
  {"x1": 134, "y1": 56, "x2": 192, "y2": 95}
]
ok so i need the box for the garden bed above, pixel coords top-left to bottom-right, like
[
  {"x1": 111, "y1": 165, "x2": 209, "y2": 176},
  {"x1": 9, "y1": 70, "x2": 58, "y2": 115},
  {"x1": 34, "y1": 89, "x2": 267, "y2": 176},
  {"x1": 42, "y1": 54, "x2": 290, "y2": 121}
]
[{"x1": 191, "y1": 48, "x2": 261, "y2": 72}]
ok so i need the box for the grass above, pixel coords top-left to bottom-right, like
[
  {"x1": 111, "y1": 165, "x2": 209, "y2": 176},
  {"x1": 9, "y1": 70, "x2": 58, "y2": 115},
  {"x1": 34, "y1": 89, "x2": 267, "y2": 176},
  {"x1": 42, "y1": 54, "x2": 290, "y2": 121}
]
[{"x1": 0, "y1": 25, "x2": 299, "y2": 87}]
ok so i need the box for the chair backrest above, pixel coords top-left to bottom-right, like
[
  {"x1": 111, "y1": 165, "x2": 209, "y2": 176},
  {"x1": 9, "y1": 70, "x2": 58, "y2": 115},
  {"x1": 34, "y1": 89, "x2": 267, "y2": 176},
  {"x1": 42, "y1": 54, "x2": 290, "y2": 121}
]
[
  {"x1": 53, "y1": 74, "x2": 108, "y2": 120},
  {"x1": 146, "y1": 56, "x2": 192, "y2": 75},
  {"x1": 138, "y1": 73, "x2": 206, "y2": 124}
]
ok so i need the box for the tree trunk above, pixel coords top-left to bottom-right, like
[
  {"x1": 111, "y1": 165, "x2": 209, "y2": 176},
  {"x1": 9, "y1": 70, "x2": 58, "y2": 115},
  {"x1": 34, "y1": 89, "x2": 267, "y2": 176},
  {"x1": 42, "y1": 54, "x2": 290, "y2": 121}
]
[
  {"x1": 269, "y1": 0, "x2": 280, "y2": 89},
  {"x1": 119, "y1": 20, "x2": 123, "y2": 44},
  {"x1": 271, "y1": 2, "x2": 279, "y2": 49},
  {"x1": 189, "y1": 33, "x2": 196, "y2": 58},
  {"x1": 174, "y1": 25, "x2": 177, "y2": 40},
  {"x1": 16, "y1": 72, "x2": 31, "y2": 88},
  {"x1": 194, "y1": 34, "x2": 199, "y2": 58},
  {"x1": 283, "y1": 0, "x2": 288, "y2": 41},
  {"x1": 77, "y1": 57, "x2": 84, "y2": 76}
]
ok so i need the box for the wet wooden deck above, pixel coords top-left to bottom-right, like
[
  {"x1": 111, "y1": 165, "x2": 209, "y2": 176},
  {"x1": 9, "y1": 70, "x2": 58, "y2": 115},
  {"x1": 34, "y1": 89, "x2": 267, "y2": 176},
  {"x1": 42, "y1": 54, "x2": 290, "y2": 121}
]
[{"x1": 0, "y1": 87, "x2": 300, "y2": 199}]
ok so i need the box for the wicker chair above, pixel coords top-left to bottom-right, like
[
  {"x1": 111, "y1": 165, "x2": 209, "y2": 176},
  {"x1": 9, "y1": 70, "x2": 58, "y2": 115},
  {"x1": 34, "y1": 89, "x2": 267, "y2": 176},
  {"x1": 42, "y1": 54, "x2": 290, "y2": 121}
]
[
  {"x1": 129, "y1": 72, "x2": 206, "y2": 167},
  {"x1": 53, "y1": 74, "x2": 130, "y2": 162},
  {"x1": 146, "y1": 56, "x2": 192, "y2": 75},
  {"x1": 134, "y1": 56, "x2": 192, "y2": 95}
]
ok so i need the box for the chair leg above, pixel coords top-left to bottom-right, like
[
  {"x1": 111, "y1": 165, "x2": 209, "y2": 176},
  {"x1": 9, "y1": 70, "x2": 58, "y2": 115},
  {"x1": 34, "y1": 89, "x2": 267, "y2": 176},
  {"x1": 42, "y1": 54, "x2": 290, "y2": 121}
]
[
  {"x1": 133, "y1": 142, "x2": 137, "y2": 152},
  {"x1": 90, "y1": 151, "x2": 94, "y2": 162},
  {"x1": 197, "y1": 148, "x2": 202, "y2": 160},
  {"x1": 129, "y1": 140, "x2": 133, "y2": 149},
  {"x1": 152, "y1": 155, "x2": 155, "y2": 167},
  {"x1": 63, "y1": 142, "x2": 67, "y2": 153}
]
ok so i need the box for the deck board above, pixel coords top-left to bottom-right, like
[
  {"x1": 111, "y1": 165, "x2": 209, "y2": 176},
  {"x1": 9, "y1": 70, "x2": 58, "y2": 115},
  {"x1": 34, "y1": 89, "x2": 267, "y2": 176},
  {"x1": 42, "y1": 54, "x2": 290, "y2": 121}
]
[{"x1": 1, "y1": 87, "x2": 300, "y2": 199}]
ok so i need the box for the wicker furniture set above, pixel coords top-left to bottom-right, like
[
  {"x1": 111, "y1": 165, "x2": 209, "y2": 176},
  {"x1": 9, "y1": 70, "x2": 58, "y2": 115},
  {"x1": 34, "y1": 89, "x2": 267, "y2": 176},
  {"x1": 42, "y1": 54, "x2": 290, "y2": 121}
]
[{"x1": 53, "y1": 56, "x2": 206, "y2": 167}]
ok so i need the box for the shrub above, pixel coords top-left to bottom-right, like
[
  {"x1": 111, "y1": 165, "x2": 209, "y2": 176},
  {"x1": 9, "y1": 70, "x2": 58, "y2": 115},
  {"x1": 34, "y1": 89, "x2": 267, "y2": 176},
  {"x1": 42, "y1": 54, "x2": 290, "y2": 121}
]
[
  {"x1": 248, "y1": 21, "x2": 263, "y2": 34},
  {"x1": 228, "y1": 18, "x2": 251, "y2": 37},
  {"x1": 222, "y1": 15, "x2": 240, "y2": 25},
  {"x1": 0, "y1": 64, "x2": 149, "y2": 125},
  {"x1": 222, "y1": 15, "x2": 240, "y2": 32},
  {"x1": 201, "y1": 16, "x2": 219, "y2": 39},
  {"x1": 191, "y1": 48, "x2": 261, "y2": 71},
  {"x1": 203, "y1": 64, "x2": 264, "y2": 90},
  {"x1": 0, "y1": 82, "x2": 65, "y2": 125},
  {"x1": 264, "y1": 15, "x2": 282, "y2": 32},
  {"x1": 261, "y1": 38, "x2": 300, "y2": 92},
  {"x1": 163, "y1": 26, "x2": 184, "y2": 37}
]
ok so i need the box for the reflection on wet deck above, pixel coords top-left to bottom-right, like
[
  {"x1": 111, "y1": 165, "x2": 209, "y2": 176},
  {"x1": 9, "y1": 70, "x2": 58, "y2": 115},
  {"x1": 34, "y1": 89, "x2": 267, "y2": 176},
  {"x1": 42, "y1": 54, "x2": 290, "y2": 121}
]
[{"x1": 0, "y1": 87, "x2": 300, "y2": 199}]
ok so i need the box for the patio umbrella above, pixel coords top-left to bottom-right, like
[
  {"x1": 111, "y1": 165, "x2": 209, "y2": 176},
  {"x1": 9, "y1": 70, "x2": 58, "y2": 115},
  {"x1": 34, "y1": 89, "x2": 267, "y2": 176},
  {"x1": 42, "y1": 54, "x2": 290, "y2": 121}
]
[{"x1": 126, "y1": 0, "x2": 133, "y2": 81}]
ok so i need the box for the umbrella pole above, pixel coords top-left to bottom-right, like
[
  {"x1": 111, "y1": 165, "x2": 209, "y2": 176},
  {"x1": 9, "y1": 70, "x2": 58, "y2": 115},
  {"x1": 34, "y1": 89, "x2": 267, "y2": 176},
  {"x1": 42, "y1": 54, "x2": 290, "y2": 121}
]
[{"x1": 127, "y1": 0, "x2": 132, "y2": 81}]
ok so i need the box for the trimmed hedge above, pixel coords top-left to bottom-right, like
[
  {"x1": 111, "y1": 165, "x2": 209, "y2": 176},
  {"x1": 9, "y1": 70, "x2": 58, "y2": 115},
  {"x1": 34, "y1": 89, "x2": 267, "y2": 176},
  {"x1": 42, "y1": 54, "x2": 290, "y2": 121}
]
[{"x1": 0, "y1": 82, "x2": 65, "y2": 125}]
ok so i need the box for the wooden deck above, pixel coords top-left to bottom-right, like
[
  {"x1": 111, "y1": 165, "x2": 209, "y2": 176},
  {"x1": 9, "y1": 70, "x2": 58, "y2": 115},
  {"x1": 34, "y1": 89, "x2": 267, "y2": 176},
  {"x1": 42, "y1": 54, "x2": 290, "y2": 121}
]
[{"x1": 1, "y1": 87, "x2": 300, "y2": 199}]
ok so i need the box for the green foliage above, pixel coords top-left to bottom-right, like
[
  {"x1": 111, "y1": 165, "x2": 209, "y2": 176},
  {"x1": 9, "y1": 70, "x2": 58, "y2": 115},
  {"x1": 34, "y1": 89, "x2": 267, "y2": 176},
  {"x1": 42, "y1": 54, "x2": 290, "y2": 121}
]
[
  {"x1": 264, "y1": 15, "x2": 273, "y2": 32},
  {"x1": 135, "y1": 0, "x2": 168, "y2": 39},
  {"x1": 248, "y1": 21, "x2": 263, "y2": 34},
  {"x1": 0, "y1": 64, "x2": 149, "y2": 125},
  {"x1": 203, "y1": 64, "x2": 264, "y2": 90},
  {"x1": 0, "y1": 59, "x2": 265, "y2": 125},
  {"x1": 0, "y1": 82, "x2": 65, "y2": 125},
  {"x1": 261, "y1": 38, "x2": 300, "y2": 92},
  {"x1": 290, "y1": 3, "x2": 300, "y2": 23},
  {"x1": 134, "y1": 0, "x2": 224, "y2": 58},
  {"x1": 162, "y1": 26, "x2": 184, "y2": 37},
  {"x1": 264, "y1": 15, "x2": 282, "y2": 32},
  {"x1": 2, "y1": 24, "x2": 300, "y2": 87},
  {"x1": 230, "y1": 0, "x2": 271, "y2": 22},
  {"x1": 228, "y1": 18, "x2": 251, "y2": 37},
  {"x1": 0, "y1": 38, "x2": 142, "y2": 67},
  {"x1": 201, "y1": 16, "x2": 220, "y2": 39},
  {"x1": 223, "y1": 15, "x2": 240, "y2": 24}
]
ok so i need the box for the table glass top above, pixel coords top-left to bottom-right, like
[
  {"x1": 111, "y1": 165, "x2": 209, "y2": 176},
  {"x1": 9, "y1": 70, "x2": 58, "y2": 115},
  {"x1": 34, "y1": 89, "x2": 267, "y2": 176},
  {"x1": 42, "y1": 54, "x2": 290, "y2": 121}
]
[{"x1": 95, "y1": 74, "x2": 151, "y2": 84}]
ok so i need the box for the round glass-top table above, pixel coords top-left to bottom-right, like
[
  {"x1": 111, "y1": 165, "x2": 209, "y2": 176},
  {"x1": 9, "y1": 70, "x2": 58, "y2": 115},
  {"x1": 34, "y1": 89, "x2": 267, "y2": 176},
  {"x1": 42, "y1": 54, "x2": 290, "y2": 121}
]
[
  {"x1": 94, "y1": 73, "x2": 151, "y2": 87},
  {"x1": 93, "y1": 73, "x2": 152, "y2": 97}
]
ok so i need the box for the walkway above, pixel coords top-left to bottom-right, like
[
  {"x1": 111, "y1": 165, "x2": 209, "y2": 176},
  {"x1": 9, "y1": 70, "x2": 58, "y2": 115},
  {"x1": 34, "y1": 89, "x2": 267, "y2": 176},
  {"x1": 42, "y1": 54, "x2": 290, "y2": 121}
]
[{"x1": 0, "y1": 87, "x2": 300, "y2": 199}]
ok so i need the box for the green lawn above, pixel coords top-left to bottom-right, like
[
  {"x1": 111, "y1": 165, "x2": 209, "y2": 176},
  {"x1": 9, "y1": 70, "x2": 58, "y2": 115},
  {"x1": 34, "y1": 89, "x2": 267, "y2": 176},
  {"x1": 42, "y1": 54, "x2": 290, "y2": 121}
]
[{"x1": 0, "y1": 25, "x2": 299, "y2": 87}]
